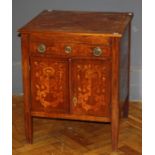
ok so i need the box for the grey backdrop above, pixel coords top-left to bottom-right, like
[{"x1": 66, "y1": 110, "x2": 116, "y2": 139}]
[{"x1": 13, "y1": 0, "x2": 142, "y2": 101}]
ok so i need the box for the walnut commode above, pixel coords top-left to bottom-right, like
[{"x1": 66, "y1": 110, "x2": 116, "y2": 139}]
[{"x1": 19, "y1": 10, "x2": 133, "y2": 151}]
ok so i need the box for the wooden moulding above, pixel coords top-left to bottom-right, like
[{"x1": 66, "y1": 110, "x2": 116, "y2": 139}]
[{"x1": 31, "y1": 112, "x2": 111, "y2": 122}]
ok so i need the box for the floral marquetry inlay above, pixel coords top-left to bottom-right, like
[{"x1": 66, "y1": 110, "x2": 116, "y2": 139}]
[
  {"x1": 72, "y1": 60, "x2": 110, "y2": 116},
  {"x1": 31, "y1": 59, "x2": 68, "y2": 110}
]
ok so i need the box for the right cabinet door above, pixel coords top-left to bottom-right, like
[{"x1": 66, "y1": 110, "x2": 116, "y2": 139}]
[{"x1": 71, "y1": 59, "x2": 111, "y2": 117}]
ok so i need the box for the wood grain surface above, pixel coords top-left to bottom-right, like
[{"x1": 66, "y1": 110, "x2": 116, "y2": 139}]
[{"x1": 19, "y1": 10, "x2": 133, "y2": 36}]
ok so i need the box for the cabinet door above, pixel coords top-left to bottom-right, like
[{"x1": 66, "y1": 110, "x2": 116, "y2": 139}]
[
  {"x1": 30, "y1": 57, "x2": 69, "y2": 113},
  {"x1": 71, "y1": 59, "x2": 111, "y2": 117}
]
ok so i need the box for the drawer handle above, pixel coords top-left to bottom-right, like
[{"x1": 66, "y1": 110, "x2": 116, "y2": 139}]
[
  {"x1": 37, "y1": 44, "x2": 46, "y2": 53},
  {"x1": 93, "y1": 47, "x2": 102, "y2": 56},
  {"x1": 65, "y1": 46, "x2": 72, "y2": 54}
]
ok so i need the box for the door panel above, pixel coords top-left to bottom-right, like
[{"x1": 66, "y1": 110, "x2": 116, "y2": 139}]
[
  {"x1": 30, "y1": 57, "x2": 69, "y2": 113},
  {"x1": 71, "y1": 59, "x2": 111, "y2": 117}
]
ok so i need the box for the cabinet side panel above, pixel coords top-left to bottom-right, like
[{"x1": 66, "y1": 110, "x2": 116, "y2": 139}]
[{"x1": 119, "y1": 25, "x2": 130, "y2": 108}]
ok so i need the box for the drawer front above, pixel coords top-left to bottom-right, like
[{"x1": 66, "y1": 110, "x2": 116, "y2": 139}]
[
  {"x1": 30, "y1": 34, "x2": 111, "y2": 58},
  {"x1": 30, "y1": 57, "x2": 69, "y2": 113},
  {"x1": 70, "y1": 59, "x2": 111, "y2": 117}
]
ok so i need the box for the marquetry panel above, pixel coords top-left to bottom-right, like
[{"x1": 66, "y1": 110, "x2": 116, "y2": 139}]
[
  {"x1": 30, "y1": 57, "x2": 69, "y2": 113},
  {"x1": 71, "y1": 59, "x2": 111, "y2": 117}
]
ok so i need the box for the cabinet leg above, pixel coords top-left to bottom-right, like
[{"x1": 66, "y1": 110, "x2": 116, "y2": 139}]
[
  {"x1": 111, "y1": 120, "x2": 119, "y2": 151},
  {"x1": 111, "y1": 104, "x2": 120, "y2": 151},
  {"x1": 123, "y1": 96, "x2": 129, "y2": 118},
  {"x1": 25, "y1": 113, "x2": 33, "y2": 143}
]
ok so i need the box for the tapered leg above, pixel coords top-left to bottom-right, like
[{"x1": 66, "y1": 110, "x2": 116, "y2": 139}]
[
  {"x1": 25, "y1": 113, "x2": 33, "y2": 143},
  {"x1": 111, "y1": 37, "x2": 120, "y2": 152},
  {"x1": 111, "y1": 105, "x2": 120, "y2": 151}
]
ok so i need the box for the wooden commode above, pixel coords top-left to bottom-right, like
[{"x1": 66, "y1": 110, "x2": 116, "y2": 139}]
[{"x1": 19, "y1": 10, "x2": 133, "y2": 151}]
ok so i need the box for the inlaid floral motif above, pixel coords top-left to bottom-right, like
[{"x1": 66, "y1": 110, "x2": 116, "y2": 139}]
[
  {"x1": 33, "y1": 60, "x2": 66, "y2": 108},
  {"x1": 72, "y1": 62, "x2": 108, "y2": 113}
]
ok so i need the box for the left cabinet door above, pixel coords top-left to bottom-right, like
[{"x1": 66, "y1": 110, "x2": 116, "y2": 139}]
[{"x1": 30, "y1": 57, "x2": 69, "y2": 113}]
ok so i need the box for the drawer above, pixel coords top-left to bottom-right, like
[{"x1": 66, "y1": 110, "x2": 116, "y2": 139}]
[
  {"x1": 30, "y1": 42, "x2": 111, "y2": 58},
  {"x1": 29, "y1": 34, "x2": 111, "y2": 58}
]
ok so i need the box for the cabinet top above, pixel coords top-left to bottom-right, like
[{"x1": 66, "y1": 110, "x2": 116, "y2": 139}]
[{"x1": 19, "y1": 10, "x2": 133, "y2": 37}]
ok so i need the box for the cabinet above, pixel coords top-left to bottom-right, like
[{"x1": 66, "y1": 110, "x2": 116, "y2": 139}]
[{"x1": 19, "y1": 10, "x2": 133, "y2": 151}]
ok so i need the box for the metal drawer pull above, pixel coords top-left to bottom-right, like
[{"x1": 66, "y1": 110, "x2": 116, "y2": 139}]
[
  {"x1": 65, "y1": 46, "x2": 72, "y2": 54},
  {"x1": 93, "y1": 47, "x2": 102, "y2": 56},
  {"x1": 37, "y1": 44, "x2": 46, "y2": 53}
]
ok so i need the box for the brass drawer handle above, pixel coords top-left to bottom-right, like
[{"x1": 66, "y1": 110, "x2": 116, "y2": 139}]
[
  {"x1": 37, "y1": 44, "x2": 46, "y2": 53},
  {"x1": 93, "y1": 47, "x2": 102, "y2": 56},
  {"x1": 65, "y1": 46, "x2": 72, "y2": 54}
]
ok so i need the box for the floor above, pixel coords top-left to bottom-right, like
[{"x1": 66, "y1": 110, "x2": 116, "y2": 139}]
[{"x1": 12, "y1": 96, "x2": 142, "y2": 155}]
